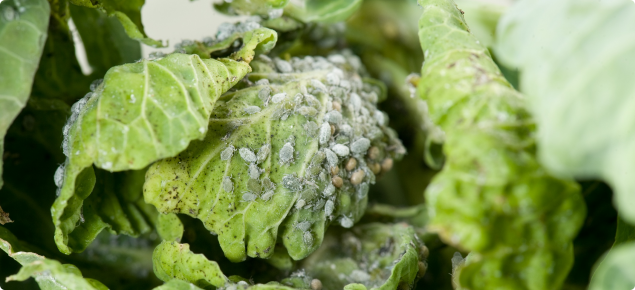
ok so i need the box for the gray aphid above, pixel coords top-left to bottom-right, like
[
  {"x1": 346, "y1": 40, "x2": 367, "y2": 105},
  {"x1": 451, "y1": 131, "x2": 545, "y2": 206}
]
[
  {"x1": 296, "y1": 221, "x2": 312, "y2": 231},
  {"x1": 325, "y1": 200, "x2": 335, "y2": 216},
  {"x1": 222, "y1": 176, "x2": 234, "y2": 193},
  {"x1": 282, "y1": 174, "x2": 303, "y2": 191},
  {"x1": 271, "y1": 93, "x2": 287, "y2": 103},
  {"x1": 350, "y1": 138, "x2": 371, "y2": 154},
  {"x1": 319, "y1": 122, "x2": 331, "y2": 145},
  {"x1": 324, "y1": 110, "x2": 342, "y2": 124},
  {"x1": 374, "y1": 110, "x2": 386, "y2": 125},
  {"x1": 304, "y1": 121, "x2": 319, "y2": 137},
  {"x1": 239, "y1": 148, "x2": 257, "y2": 163},
  {"x1": 303, "y1": 231, "x2": 314, "y2": 245},
  {"x1": 349, "y1": 93, "x2": 362, "y2": 112},
  {"x1": 295, "y1": 199, "x2": 306, "y2": 209},
  {"x1": 274, "y1": 58, "x2": 293, "y2": 73},
  {"x1": 220, "y1": 145, "x2": 235, "y2": 161},
  {"x1": 340, "y1": 216, "x2": 354, "y2": 228},
  {"x1": 258, "y1": 87, "x2": 272, "y2": 104},
  {"x1": 257, "y1": 143, "x2": 271, "y2": 163},
  {"x1": 326, "y1": 72, "x2": 340, "y2": 86},
  {"x1": 279, "y1": 142, "x2": 294, "y2": 164},
  {"x1": 54, "y1": 165, "x2": 65, "y2": 187},
  {"x1": 357, "y1": 183, "x2": 369, "y2": 199},
  {"x1": 244, "y1": 106, "x2": 261, "y2": 114},
  {"x1": 324, "y1": 148, "x2": 338, "y2": 167},
  {"x1": 298, "y1": 106, "x2": 318, "y2": 117},
  {"x1": 323, "y1": 184, "x2": 335, "y2": 197},
  {"x1": 261, "y1": 190, "x2": 275, "y2": 201},
  {"x1": 311, "y1": 79, "x2": 327, "y2": 93},
  {"x1": 255, "y1": 79, "x2": 270, "y2": 86},
  {"x1": 331, "y1": 144, "x2": 350, "y2": 156},
  {"x1": 249, "y1": 164, "x2": 261, "y2": 179},
  {"x1": 242, "y1": 193, "x2": 257, "y2": 202}
]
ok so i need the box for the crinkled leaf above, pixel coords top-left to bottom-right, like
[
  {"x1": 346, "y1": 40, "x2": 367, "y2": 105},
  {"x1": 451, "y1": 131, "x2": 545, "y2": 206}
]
[
  {"x1": 496, "y1": 0, "x2": 635, "y2": 226},
  {"x1": 0, "y1": 0, "x2": 49, "y2": 190},
  {"x1": 153, "y1": 241, "x2": 229, "y2": 288},
  {"x1": 453, "y1": 0, "x2": 505, "y2": 49},
  {"x1": 285, "y1": 0, "x2": 363, "y2": 24},
  {"x1": 69, "y1": 0, "x2": 164, "y2": 47},
  {"x1": 416, "y1": 0, "x2": 586, "y2": 289},
  {"x1": 588, "y1": 242, "x2": 635, "y2": 290},
  {"x1": 69, "y1": 4, "x2": 142, "y2": 76},
  {"x1": 157, "y1": 213, "x2": 184, "y2": 242},
  {"x1": 301, "y1": 223, "x2": 425, "y2": 290},
  {"x1": 144, "y1": 55, "x2": 404, "y2": 262},
  {"x1": 52, "y1": 28, "x2": 278, "y2": 254},
  {"x1": 0, "y1": 226, "x2": 108, "y2": 290}
]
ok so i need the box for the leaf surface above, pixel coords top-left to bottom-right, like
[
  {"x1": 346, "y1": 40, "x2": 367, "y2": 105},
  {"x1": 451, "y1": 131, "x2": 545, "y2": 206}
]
[
  {"x1": 588, "y1": 242, "x2": 635, "y2": 290},
  {"x1": 0, "y1": 226, "x2": 108, "y2": 290},
  {"x1": 285, "y1": 0, "x2": 363, "y2": 23},
  {"x1": 144, "y1": 55, "x2": 405, "y2": 262},
  {"x1": 496, "y1": 0, "x2": 635, "y2": 225},
  {"x1": 0, "y1": 0, "x2": 49, "y2": 190},
  {"x1": 69, "y1": 0, "x2": 163, "y2": 47},
  {"x1": 52, "y1": 28, "x2": 278, "y2": 254},
  {"x1": 416, "y1": 0, "x2": 586, "y2": 289}
]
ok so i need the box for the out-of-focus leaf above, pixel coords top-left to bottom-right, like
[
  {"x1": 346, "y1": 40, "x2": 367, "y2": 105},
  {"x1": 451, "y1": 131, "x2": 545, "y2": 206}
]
[
  {"x1": 496, "y1": 0, "x2": 635, "y2": 224},
  {"x1": 68, "y1": 0, "x2": 164, "y2": 47},
  {"x1": 0, "y1": 226, "x2": 108, "y2": 290},
  {"x1": 69, "y1": 4, "x2": 141, "y2": 77},
  {"x1": 0, "y1": 206, "x2": 11, "y2": 225},
  {"x1": 614, "y1": 217, "x2": 635, "y2": 247},
  {"x1": 453, "y1": 0, "x2": 505, "y2": 49},
  {"x1": 588, "y1": 242, "x2": 635, "y2": 290},
  {"x1": 31, "y1": 0, "x2": 93, "y2": 104},
  {"x1": 285, "y1": 0, "x2": 363, "y2": 24},
  {"x1": 416, "y1": 0, "x2": 586, "y2": 289},
  {"x1": 0, "y1": 0, "x2": 50, "y2": 190},
  {"x1": 301, "y1": 222, "x2": 426, "y2": 290},
  {"x1": 144, "y1": 54, "x2": 405, "y2": 262},
  {"x1": 213, "y1": 0, "x2": 289, "y2": 17},
  {"x1": 52, "y1": 28, "x2": 278, "y2": 255}
]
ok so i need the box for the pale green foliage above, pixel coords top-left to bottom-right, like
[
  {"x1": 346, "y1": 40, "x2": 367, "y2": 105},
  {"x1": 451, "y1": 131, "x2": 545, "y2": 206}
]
[
  {"x1": 144, "y1": 54, "x2": 405, "y2": 262},
  {"x1": 496, "y1": 0, "x2": 635, "y2": 226},
  {"x1": 588, "y1": 242, "x2": 635, "y2": 290},
  {"x1": 416, "y1": 0, "x2": 586, "y2": 289},
  {"x1": 153, "y1": 241, "x2": 229, "y2": 288},
  {"x1": 0, "y1": 226, "x2": 108, "y2": 290},
  {"x1": 51, "y1": 28, "x2": 278, "y2": 254},
  {"x1": 0, "y1": 0, "x2": 49, "y2": 190},
  {"x1": 301, "y1": 223, "x2": 424, "y2": 290},
  {"x1": 216, "y1": 0, "x2": 362, "y2": 24}
]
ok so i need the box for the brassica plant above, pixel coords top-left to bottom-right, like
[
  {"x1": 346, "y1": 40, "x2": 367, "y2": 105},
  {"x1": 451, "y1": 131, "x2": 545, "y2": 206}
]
[{"x1": 0, "y1": 0, "x2": 633, "y2": 289}]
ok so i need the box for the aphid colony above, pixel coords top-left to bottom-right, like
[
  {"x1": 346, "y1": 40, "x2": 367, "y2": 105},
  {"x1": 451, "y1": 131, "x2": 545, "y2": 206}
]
[{"x1": 216, "y1": 52, "x2": 405, "y2": 238}]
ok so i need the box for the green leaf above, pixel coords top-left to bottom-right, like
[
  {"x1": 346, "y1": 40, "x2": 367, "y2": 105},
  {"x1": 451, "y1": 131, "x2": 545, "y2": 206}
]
[
  {"x1": 416, "y1": 0, "x2": 586, "y2": 289},
  {"x1": 157, "y1": 213, "x2": 184, "y2": 242},
  {"x1": 153, "y1": 241, "x2": 230, "y2": 288},
  {"x1": 453, "y1": 0, "x2": 505, "y2": 49},
  {"x1": 153, "y1": 279, "x2": 203, "y2": 290},
  {"x1": 496, "y1": 0, "x2": 635, "y2": 226},
  {"x1": 144, "y1": 54, "x2": 405, "y2": 262},
  {"x1": 52, "y1": 28, "x2": 278, "y2": 255},
  {"x1": 301, "y1": 223, "x2": 425, "y2": 290},
  {"x1": 69, "y1": 4, "x2": 142, "y2": 77},
  {"x1": 285, "y1": 0, "x2": 363, "y2": 24},
  {"x1": 588, "y1": 242, "x2": 635, "y2": 290},
  {"x1": 0, "y1": 0, "x2": 50, "y2": 190},
  {"x1": 213, "y1": 0, "x2": 289, "y2": 17},
  {"x1": 69, "y1": 0, "x2": 164, "y2": 47},
  {"x1": 0, "y1": 226, "x2": 108, "y2": 290},
  {"x1": 615, "y1": 217, "x2": 635, "y2": 247}
]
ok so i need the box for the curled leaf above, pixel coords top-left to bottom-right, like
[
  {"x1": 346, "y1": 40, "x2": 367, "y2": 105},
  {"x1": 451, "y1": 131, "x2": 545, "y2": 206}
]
[
  {"x1": 416, "y1": 0, "x2": 586, "y2": 288},
  {"x1": 52, "y1": 28, "x2": 278, "y2": 254},
  {"x1": 144, "y1": 54, "x2": 405, "y2": 262},
  {"x1": 0, "y1": 0, "x2": 49, "y2": 190}
]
